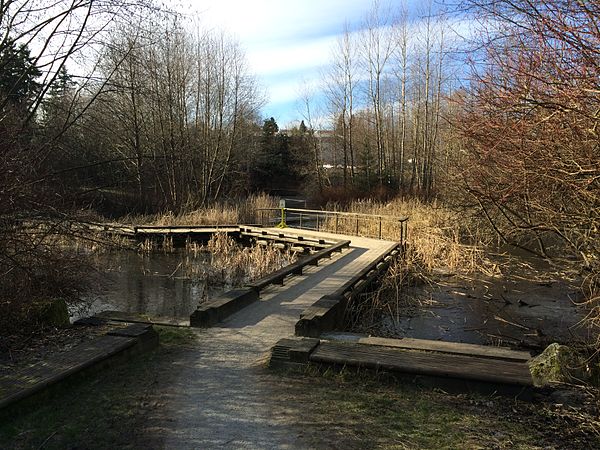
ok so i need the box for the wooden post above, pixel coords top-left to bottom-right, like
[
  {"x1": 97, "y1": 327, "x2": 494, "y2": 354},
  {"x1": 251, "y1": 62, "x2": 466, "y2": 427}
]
[
  {"x1": 379, "y1": 217, "x2": 382, "y2": 239},
  {"x1": 355, "y1": 216, "x2": 359, "y2": 235}
]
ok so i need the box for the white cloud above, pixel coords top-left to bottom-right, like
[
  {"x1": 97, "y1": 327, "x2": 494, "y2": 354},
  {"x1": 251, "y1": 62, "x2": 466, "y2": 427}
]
[
  {"x1": 186, "y1": 0, "x2": 370, "y2": 43},
  {"x1": 178, "y1": 1, "x2": 475, "y2": 126},
  {"x1": 267, "y1": 79, "x2": 303, "y2": 104},
  {"x1": 248, "y1": 35, "x2": 336, "y2": 77}
]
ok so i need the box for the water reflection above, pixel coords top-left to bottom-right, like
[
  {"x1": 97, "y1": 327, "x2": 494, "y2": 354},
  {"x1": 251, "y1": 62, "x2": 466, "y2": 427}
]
[{"x1": 80, "y1": 250, "x2": 216, "y2": 319}]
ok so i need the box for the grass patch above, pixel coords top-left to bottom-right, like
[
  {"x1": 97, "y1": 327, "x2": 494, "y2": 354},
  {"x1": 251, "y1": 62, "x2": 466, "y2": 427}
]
[
  {"x1": 155, "y1": 326, "x2": 197, "y2": 346},
  {"x1": 277, "y1": 366, "x2": 599, "y2": 449},
  {"x1": 0, "y1": 333, "x2": 190, "y2": 450}
]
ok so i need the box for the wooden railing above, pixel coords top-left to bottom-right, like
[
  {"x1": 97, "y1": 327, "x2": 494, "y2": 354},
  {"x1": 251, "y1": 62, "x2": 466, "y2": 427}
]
[{"x1": 255, "y1": 207, "x2": 408, "y2": 243}]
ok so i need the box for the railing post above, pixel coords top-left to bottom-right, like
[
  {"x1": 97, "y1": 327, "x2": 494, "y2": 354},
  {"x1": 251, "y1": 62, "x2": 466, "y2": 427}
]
[
  {"x1": 299, "y1": 213, "x2": 303, "y2": 229},
  {"x1": 335, "y1": 215, "x2": 339, "y2": 234},
  {"x1": 400, "y1": 219, "x2": 403, "y2": 244},
  {"x1": 379, "y1": 217, "x2": 382, "y2": 239},
  {"x1": 316, "y1": 213, "x2": 319, "y2": 231},
  {"x1": 355, "y1": 215, "x2": 359, "y2": 235},
  {"x1": 276, "y1": 207, "x2": 287, "y2": 228}
]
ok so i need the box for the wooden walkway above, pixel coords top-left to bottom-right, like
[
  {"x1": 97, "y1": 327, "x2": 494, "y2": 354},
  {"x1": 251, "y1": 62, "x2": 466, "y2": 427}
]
[
  {"x1": 215, "y1": 227, "x2": 398, "y2": 335},
  {"x1": 152, "y1": 229, "x2": 401, "y2": 447},
  {"x1": 50, "y1": 225, "x2": 535, "y2": 446},
  {"x1": 91, "y1": 225, "x2": 534, "y2": 394},
  {"x1": 0, "y1": 324, "x2": 158, "y2": 412}
]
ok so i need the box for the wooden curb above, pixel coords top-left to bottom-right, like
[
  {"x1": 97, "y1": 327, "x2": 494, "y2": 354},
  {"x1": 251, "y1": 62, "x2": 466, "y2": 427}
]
[
  {"x1": 190, "y1": 288, "x2": 259, "y2": 327},
  {"x1": 0, "y1": 324, "x2": 158, "y2": 416},
  {"x1": 269, "y1": 335, "x2": 534, "y2": 399}
]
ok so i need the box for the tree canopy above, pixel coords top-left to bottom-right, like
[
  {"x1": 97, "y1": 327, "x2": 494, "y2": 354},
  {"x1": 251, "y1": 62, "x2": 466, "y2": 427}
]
[{"x1": 0, "y1": 40, "x2": 41, "y2": 107}]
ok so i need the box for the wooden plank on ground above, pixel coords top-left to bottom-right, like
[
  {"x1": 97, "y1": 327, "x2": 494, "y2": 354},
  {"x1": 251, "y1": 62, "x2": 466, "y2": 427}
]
[
  {"x1": 310, "y1": 341, "x2": 533, "y2": 386},
  {"x1": 0, "y1": 335, "x2": 135, "y2": 409},
  {"x1": 356, "y1": 336, "x2": 531, "y2": 362},
  {"x1": 96, "y1": 310, "x2": 189, "y2": 327}
]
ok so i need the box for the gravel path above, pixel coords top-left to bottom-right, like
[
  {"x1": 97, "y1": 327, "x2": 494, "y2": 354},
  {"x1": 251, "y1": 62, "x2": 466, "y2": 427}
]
[{"x1": 152, "y1": 232, "x2": 396, "y2": 449}]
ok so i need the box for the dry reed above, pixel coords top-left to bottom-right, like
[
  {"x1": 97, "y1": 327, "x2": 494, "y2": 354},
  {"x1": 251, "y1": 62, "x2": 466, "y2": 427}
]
[
  {"x1": 190, "y1": 232, "x2": 296, "y2": 287},
  {"x1": 325, "y1": 198, "x2": 494, "y2": 274},
  {"x1": 127, "y1": 193, "x2": 278, "y2": 227},
  {"x1": 338, "y1": 198, "x2": 498, "y2": 334}
]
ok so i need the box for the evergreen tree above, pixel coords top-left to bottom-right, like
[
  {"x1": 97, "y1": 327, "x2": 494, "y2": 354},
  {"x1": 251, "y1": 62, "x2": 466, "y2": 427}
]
[
  {"x1": 42, "y1": 67, "x2": 75, "y2": 127},
  {"x1": 251, "y1": 117, "x2": 303, "y2": 193},
  {"x1": 0, "y1": 40, "x2": 41, "y2": 107}
]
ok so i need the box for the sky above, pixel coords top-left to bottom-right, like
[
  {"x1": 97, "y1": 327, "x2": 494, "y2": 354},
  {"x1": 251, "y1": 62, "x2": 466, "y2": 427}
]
[{"x1": 183, "y1": 0, "x2": 423, "y2": 128}]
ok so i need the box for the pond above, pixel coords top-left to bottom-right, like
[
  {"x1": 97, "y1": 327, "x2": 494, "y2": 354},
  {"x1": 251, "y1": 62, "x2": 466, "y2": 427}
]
[
  {"x1": 72, "y1": 232, "x2": 296, "y2": 322},
  {"x1": 75, "y1": 250, "x2": 218, "y2": 321},
  {"x1": 352, "y1": 251, "x2": 591, "y2": 350}
]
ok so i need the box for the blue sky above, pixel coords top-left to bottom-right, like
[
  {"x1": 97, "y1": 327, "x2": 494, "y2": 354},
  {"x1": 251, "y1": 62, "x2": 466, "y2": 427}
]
[{"x1": 186, "y1": 0, "x2": 432, "y2": 127}]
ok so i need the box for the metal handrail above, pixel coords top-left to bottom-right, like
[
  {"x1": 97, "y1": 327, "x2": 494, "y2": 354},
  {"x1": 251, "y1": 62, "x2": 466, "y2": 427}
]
[
  {"x1": 256, "y1": 207, "x2": 408, "y2": 222},
  {"x1": 255, "y1": 207, "x2": 408, "y2": 243}
]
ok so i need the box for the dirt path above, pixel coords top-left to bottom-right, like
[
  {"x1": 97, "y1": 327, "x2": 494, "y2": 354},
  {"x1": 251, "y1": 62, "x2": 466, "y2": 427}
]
[{"x1": 145, "y1": 233, "x2": 396, "y2": 449}]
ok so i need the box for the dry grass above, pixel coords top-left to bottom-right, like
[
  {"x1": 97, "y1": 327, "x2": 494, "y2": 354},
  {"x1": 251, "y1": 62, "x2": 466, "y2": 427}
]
[
  {"x1": 126, "y1": 193, "x2": 278, "y2": 226},
  {"x1": 325, "y1": 198, "x2": 494, "y2": 274},
  {"x1": 186, "y1": 232, "x2": 296, "y2": 287}
]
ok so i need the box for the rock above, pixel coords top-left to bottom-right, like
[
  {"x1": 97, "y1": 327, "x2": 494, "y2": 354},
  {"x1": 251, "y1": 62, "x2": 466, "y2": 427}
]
[{"x1": 528, "y1": 343, "x2": 590, "y2": 386}]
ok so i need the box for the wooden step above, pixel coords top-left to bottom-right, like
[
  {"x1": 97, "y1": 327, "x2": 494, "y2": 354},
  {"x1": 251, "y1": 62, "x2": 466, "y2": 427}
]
[
  {"x1": 321, "y1": 333, "x2": 530, "y2": 363},
  {"x1": 310, "y1": 341, "x2": 533, "y2": 387}
]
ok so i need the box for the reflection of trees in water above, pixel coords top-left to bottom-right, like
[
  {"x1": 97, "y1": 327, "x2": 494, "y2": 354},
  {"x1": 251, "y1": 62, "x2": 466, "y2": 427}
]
[{"x1": 86, "y1": 238, "x2": 296, "y2": 318}]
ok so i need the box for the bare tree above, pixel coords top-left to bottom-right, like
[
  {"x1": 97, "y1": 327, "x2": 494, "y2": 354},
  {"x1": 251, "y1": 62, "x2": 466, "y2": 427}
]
[
  {"x1": 360, "y1": 0, "x2": 397, "y2": 187},
  {"x1": 88, "y1": 19, "x2": 263, "y2": 210},
  {"x1": 324, "y1": 23, "x2": 358, "y2": 187},
  {"x1": 299, "y1": 81, "x2": 324, "y2": 193},
  {"x1": 393, "y1": 3, "x2": 409, "y2": 190},
  {"x1": 0, "y1": 0, "x2": 161, "y2": 331},
  {"x1": 454, "y1": 0, "x2": 600, "y2": 340}
]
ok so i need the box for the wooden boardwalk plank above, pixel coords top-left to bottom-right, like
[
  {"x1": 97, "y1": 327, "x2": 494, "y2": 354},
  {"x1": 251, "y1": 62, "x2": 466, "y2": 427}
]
[
  {"x1": 310, "y1": 341, "x2": 533, "y2": 386},
  {"x1": 135, "y1": 226, "x2": 240, "y2": 234},
  {"x1": 0, "y1": 335, "x2": 135, "y2": 408},
  {"x1": 97, "y1": 310, "x2": 190, "y2": 327},
  {"x1": 354, "y1": 336, "x2": 531, "y2": 362}
]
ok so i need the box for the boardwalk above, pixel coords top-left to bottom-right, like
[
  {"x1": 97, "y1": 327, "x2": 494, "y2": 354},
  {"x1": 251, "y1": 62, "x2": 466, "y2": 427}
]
[{"x1": 154, "y1": 229, "x2": 396, "y2": 448}]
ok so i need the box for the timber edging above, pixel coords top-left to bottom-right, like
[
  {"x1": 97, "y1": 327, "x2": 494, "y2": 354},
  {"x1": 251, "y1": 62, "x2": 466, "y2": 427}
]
[
  {"x1": 0, "y1": 323, "x2": 158, "y2": 416},
  {"x1": 295, "y1": 242, "x2": 402, "y2": 338},
  {"x1": 190, "y1": 288, "x2": 259, "y2": 327},
  {"x1": 189, "y1": 238, "x2": 351, "y2": 327},
  {"x1": 269, "y1": 336, "x2": 534, "y2": 399}
]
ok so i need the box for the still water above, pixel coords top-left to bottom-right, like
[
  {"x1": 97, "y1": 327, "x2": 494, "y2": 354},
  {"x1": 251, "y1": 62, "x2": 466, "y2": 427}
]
[
  {"x1": 78, "y1": 250, "x2": 218, "y2": 320},
  {"x1": 357, "y1": 251, "x2": 589, "y2": 348}
]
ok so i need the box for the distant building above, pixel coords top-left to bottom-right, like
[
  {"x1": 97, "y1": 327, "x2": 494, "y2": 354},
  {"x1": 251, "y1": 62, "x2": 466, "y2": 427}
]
[{"x1": 314, "y1": 129, "x2": 337, "y2": 166}]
